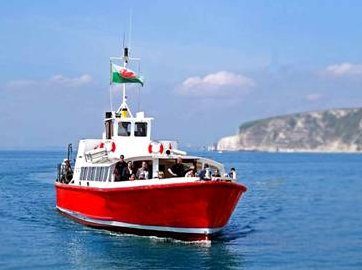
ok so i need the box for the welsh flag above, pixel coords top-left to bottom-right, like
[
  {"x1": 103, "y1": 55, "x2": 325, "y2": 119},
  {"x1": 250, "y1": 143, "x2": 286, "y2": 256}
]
[{"x1": 111, "y1": 64, "x2": 144, "y2": 86}]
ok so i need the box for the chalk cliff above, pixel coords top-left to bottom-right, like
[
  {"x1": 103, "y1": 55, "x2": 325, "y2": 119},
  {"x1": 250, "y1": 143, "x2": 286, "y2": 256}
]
[{"x1": 217, "y1": 108, "x2": 362, "y2": 152}]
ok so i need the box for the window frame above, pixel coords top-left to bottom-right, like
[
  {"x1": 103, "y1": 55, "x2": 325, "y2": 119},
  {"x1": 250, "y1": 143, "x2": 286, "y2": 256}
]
[
  {"x1": 134, "y1": 122, "x2": 148, "y2": 137},
  {"x1": 118, "y1": 121, "x2": 132, "y2": 137}
]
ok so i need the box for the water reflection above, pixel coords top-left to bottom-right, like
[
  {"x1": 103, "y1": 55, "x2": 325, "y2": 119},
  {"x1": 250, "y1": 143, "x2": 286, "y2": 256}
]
[{"x1": 61, "y1": 227, "x2": 246, "y2": 269}]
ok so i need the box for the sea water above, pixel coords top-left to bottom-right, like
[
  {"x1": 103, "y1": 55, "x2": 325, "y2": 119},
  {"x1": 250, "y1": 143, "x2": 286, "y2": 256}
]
[{"x1": 0, "y1": 151, "x2": 361, "y2": 269}]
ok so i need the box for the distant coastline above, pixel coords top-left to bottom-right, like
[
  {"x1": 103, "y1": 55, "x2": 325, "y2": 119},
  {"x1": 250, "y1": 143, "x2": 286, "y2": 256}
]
[{"x1": 217, "y1": 108, "x2": 362, "y2": 153}]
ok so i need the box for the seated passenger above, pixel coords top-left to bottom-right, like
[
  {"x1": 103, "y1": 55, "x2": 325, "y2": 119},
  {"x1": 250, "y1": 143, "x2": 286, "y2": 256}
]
[
  {"x1": 135, "y1": 126, "x2": 146, "y2": 136},
  {"x1": 198, "y1": 163, "x2": 212, "y2": 180},
  {"x1": 212, "y1": 169, "x2": 221, "y2": 177},
  {"x1": 168, "y1": 157, "x2": 184, "y2": 177},
  {"x1": 136, "y1": 161, "x2": 150, "y2": 180},
  {"x1": 185, "y1": 166, "x2": 196, "y2": 177},
  {"x1": 129, "y1": 174, "x2": 136, "y2": 181},
  {"x1": 122, "y1": 161, "x2": 134, "y2": 180},
  {"x1": 154, "y1": 171, "x2": 165, "y2": 179}
]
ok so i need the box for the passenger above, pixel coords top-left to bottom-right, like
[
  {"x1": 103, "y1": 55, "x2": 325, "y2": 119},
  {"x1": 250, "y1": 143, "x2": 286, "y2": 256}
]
[
  {"x1": 113, "y1": 155, "x2": 127, "y2": 181},
  {"x1": 154, "y1": 171, "x2": 164, "y2": 179},
  {"x1": 168, "y1": 157, "x2": 184, "y2": 177},
  {"x1": 122, "y1": 161, "x2": 134, "y2": 180},
  {"x1": 61, "y1": 159, "x2": 73, "y2": 183},
  {"x1": 212, "y1": 169, "x2": 221, "y2": 177},
  {"x1": 198, "y1": 163, "x2": 212, "y2": 180},
  {"x1": 129, "y1": 173, "x2": 136, "y2": 181},
  {"x1": 185, "y1": 166, "x2": 196, "y2": 177},
  {"x1": 229, "y1": 167, "x2": 237, "y2": 180},
  {"x1": 136, "y1": 161, "x2": 150, "y2": 180}
]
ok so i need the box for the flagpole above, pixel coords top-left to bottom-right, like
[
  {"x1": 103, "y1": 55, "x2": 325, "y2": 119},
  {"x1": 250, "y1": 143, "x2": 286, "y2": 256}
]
[
  {"x1": 109, "y1": 84, "x2": 113, "y2": 112},
  {"x1": 125, "y1": 9, "x2": 132, "y2": 111},
  {"x1": 110, "y1": 25, "x2": 141, "y2": 118},
  {"x1": 128, "y1": 9, "x2": 133, "y2": 53},
  {"x1": 137, "y1": 61, "x2": 141, "y2": 112},
  {"x1": 122, "y1": 46, "x2": 128, "y2": 111},
  {"x1": 109, "y1": 60, "x2": 113, "y2": 111}
]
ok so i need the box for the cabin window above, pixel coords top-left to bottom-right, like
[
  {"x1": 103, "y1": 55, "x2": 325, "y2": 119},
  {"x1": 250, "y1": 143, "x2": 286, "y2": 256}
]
[
  {"x1": 80, "y1": 167, "x2": 85, "y2": 180},
  {"x1": 98, "y1": 167, "x2": 104, "y2": 181},
  {"x1": 102, "y1": 167, "x2": 106, "y2": 181},
  {"x1": 86, "y1": 167, "x2": 90, "y2": 181},
  {"x1": 85, "y1": 167, "x2": 90, "y2": 180},
  {"x1": 83, "y1": 167, "x2": 87, "y2": 180},
  {"x1": 90, "y1": 167, "x2": 95, "y2": 181},
  {"x1": 118, "y1": 122, "x2": 131, "y2": 136},
  {"x1": 159, "y1": 158, "x2": 198, "y2": 178},
  {"x1": 135, "y1": 122, "x2": 147, "y2": 137},
  {"x1": 83, "y1": 167, "x2": 89, "y2": 180},
  {"x1": 95, "y1": 167, "x2": 101, "y2": 181},
  {"x1": 80, "y1": 166, "x2": 111, "y2": 182},
  {"x1": 103, "y1": 167, "x2": 110, "y2": 182}
]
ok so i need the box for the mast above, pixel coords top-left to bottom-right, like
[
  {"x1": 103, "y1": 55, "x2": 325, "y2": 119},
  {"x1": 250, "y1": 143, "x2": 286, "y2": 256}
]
[
  {"x1": 121, "y1": 47, "x2": 129, "y2": 112},
  {"x1": 109, "y1": 46, "x2": 141, "y2": 118}
]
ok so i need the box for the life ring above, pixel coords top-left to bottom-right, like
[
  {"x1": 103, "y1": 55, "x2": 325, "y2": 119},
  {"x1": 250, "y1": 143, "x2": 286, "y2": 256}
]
[
  {"x1": 148, "y1": 141, "x2": 164, "y2": 154},
  {"x1": 105, "y1": 141, "x2": 116, "y2": 152},
  {"x1": 94, "y1": 142, "x2": 105, "y2": 150},
  {"x1": 111, "y1": 142, "x2": 116, "y2": 152}
]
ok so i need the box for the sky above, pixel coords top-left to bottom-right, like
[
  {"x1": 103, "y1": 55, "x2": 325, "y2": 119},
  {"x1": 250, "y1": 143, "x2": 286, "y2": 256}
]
[{"x1": 1, "y1": 0, "x2": 362, "y2": 149}]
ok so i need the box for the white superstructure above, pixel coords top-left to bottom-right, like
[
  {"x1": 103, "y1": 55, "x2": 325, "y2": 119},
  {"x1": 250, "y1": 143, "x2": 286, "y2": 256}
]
[{"x1": 59, "y1": 47, "x2": 231, "y2": 188}]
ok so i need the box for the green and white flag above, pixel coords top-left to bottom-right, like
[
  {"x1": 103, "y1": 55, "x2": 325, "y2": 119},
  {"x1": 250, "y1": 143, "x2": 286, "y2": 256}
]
[{"x1": 111, "y1": 64, "x2": 144, "y2": 86}]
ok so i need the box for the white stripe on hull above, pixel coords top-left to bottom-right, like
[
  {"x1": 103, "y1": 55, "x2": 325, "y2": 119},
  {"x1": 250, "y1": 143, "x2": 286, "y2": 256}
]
[{"x1": 57, "y1": 206, "x2": 223, "y2": 235}]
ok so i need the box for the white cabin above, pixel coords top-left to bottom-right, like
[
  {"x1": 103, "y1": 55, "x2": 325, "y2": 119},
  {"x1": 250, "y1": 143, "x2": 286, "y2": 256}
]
[{"x1": 69, "y1": 108, "x2": 227, "y2": 186}]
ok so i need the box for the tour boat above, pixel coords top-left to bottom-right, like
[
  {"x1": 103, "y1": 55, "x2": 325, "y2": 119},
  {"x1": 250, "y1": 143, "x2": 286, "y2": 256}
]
[{"x1": 55, "y1": 47, "x2": 247, "y2": 241}]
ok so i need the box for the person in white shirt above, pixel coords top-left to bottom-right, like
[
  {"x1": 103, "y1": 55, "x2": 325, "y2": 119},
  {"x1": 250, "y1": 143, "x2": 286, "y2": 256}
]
[
  {"x1": 199, "y1": 163, "x2": 212, "y2": 180},
  {"x1": 185, "y1": 166, "x2": 196, "y2": 177},
  {"x1": 229, "y1": 167, "x2": 237, "y2": 180},
  {"x1": 136, "y1": 161, "x2": 150, "y2": 180}
]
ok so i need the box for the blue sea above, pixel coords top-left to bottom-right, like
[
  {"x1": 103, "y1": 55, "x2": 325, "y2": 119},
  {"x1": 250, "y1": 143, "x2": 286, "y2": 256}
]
[{"x1": 0, "y1": 150, "x2": 361, "y2": 269}]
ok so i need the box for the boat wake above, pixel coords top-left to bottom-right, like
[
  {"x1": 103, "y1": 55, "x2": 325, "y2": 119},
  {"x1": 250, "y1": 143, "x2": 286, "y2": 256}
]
[{"x1": 105, "y1": 231, "x2": 212, "y2": 246}]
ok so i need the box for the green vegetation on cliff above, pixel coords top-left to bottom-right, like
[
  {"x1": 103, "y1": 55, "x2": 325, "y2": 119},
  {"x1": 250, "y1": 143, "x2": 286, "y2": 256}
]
[{"x1": 218, "y1": 108, "x2": 362, "y2": 152}]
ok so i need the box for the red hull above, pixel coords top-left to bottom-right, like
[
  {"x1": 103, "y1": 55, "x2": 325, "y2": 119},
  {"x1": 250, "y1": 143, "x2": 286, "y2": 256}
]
[{"x1": 55, "y1": 181, "x2": 247, "y2": 240}]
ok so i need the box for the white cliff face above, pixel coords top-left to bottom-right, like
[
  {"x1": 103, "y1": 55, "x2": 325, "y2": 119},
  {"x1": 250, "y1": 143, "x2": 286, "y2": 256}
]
[
  {"x1": 218, "y1": 135, "x2": 240, "y2": 151},
  {"x1": 217, "y1": 108, "x2": 362, "y2": 153}
]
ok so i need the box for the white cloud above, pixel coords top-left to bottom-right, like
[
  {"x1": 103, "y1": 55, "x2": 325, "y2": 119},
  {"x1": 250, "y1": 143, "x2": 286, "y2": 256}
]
[
  {"x1": 5, "y1": 79, "x2": 38, "y2": 89},
  {"x1": 49, "y1": 74, "x2": 93, "y2": 87},
  {"x1": 325, "y1": 63, "x2": 362, "y2": 77},
  {"x1": 4, "y1": 74, "x2": 93, "y2": 90},
  {"x1": 178, "y1": 71, "x2": 255, "y2": 97},
  {"x1": 306, "y1": 93, "x2": 322, "y2": 101}
]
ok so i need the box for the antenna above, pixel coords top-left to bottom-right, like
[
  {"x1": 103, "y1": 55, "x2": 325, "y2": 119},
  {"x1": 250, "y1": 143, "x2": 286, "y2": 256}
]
[
  {"x1": 109, "y1": 9, "x2": 140, "y2": 117},
  {"x1": 119, "y1": 9, "x2": 132, "y2": 112},
  {"x1": 128, "y1": 9, "x2": 133, "y2": 50},
  {"x1": 137, "y1": 61, "x2": 141, "y2": 112},
  {"x1": 109, "y1": 60, "x2": 113, "y2": 111},
  {"x1": 122, "y1": 32, "x2": 126, "y2": 50}
]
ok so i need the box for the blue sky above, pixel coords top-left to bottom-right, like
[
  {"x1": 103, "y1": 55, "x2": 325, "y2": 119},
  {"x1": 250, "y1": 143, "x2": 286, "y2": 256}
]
[{"x1": 1, "y1": 0, "x2": 362, "y2": 149}]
